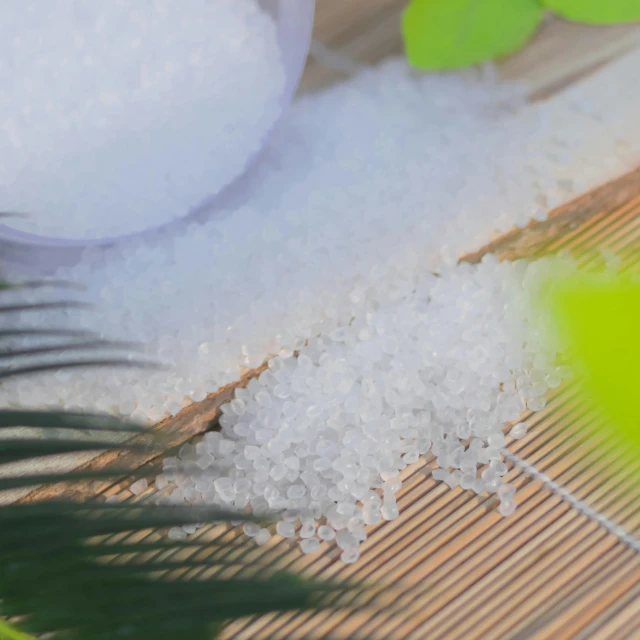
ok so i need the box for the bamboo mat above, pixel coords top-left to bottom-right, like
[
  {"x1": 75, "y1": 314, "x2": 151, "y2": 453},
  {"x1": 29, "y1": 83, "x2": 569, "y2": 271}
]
[
  {"x1": 213, "y1": 174, "x2": 640, "y2": 640},
  {"x1": 16, "y1": 6, "x2": 640, "y2": 639},
  {"x1": 23, "y1": 168, "x2": 640, "y2": 640}
]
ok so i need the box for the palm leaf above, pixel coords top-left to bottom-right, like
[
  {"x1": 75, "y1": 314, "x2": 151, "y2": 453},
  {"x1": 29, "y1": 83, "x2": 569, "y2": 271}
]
[
  {"x1": 0, "y1": 279, "x2": 155, "y2": 377},
  {"x1": 0, "y1": 279, "x2": 85, "y2": 292},
  {"x1": 0, "y1": 328, "x2": 96, "y2": 339},
  {"x1": 0, "y1": 358, "x2": 159, "y2": 381},
  {"x1": 0, "y1": 300, "x2": 90, "y2": 313},
  {"x1": 0, "y1": 272, "x2": 349, "y2": 639},
  {"x1": 0, "y1": 437, "x2": 147, "y2": 464},
  {"x1": 0, "y1": 409, "x2": 146, "y2": 432},
  {"x1": 0, "y1": 339, "x2": 141, "y2": 361},
  {"x1": 0, "y1": 499, "x2": 339, "y2": 639}
]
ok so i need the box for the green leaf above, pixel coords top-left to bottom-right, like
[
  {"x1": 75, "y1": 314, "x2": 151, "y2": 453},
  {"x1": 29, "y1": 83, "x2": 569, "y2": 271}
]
[
  {"x1": 0, "y1": 409, "x2": 146, "y2": 432},
  {"x1": 0, "y1": 469, "x2": 130, "y2": 491},
  {"x1": 548, "y1": 274, "x2": 640, "y2": 449},
  {"x1": 0, "y1": 279, "x2": 84, "y2": 292},
  {"x1": 0, "y1": 328, "x2": 97, "y2": 339},
  {"x1": 0, "y1": 502, "x2": 346, "y2": 640},
  {"x1": 82, "y1": 539, "x2": 249, "y2": 557},
  {"x1": 0, "y1": 339, "x2": 140, "y2": 361},
  {"x1": 541, "y1": 0, "x2": 640, "y2": 23},
  {"x1": 402, "y1": 0, "x2": 544, "y2": 70},
  {"x1": 0, "y1": 301, "x2": 90, "y2": 314},
  {"x1": 0, "y1": 438, "x2": 146, "y2": 465},
  {"x1": 0, "y1": 619, "x2": 34, "y2": 640},
  {"x1": 0, "y1": 357, "x2": 158, "y2": 380}
]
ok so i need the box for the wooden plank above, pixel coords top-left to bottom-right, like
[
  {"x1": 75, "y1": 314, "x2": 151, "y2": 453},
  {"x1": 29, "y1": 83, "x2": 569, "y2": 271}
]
[{"x1": 460, "y1": 167, "x2": 640, "y2": 264}]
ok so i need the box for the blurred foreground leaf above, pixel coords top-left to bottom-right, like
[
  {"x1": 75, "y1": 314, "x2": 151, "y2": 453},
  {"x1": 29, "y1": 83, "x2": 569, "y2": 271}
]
[{"x1": 548, "y1": 272, "x2": 640, "y2": 449}]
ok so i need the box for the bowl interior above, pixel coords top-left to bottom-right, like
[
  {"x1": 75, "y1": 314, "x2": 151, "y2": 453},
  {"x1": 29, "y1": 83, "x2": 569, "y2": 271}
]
[{"x1": 0, "y1": 0, "x2": 315, "y2": 260}]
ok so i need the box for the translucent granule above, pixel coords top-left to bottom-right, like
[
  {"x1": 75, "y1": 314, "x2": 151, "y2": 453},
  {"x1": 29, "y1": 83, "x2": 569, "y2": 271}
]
[
  {"x1": 168, "y1": 527, "x2": 187, "y2": 541},
  {"x1": 317, "y1": 525, "x2": 336, "y2": 541},
  {"x1": 509, "y1": 422, "x2": 528, "y2": 439},
  {"x1": 527, "y1": 396, "x2": 547, "y2": 411},
  {"x1": 129, "y1": 479, "x2": 148, "y2": 496},
  {"x1": 498, "y1": 483, "x2": 516, "y2": 500},
  {"x1": 243, "y1": 522, "x2": 261, "y2": 537},
  {"x1": 276, "y1": 521, "x2": 296, "y2": 538},
  {"x1": 499, "y1": 499, "x2": 517, "y2": 517},
  {"x1": 300, "y1": 538, "x2": 320, "y2": 554},
  {"x1": 340, "y1": 548, "x2": 360, "y2": 564},
  {"x1": 255, "y1": 528, "x2": 271, "y2": 546}
]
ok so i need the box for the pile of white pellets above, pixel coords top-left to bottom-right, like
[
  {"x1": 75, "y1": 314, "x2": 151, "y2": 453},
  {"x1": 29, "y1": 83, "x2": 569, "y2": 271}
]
[
  {"x1": 2, "y1": 51, "x2": 640, "y2": 421},
  {"x1": 155, "y1": 256, "x2": 573, "y2": 562},
  {"x1": 0, "y1": 0, "x2": 285, "y2": 239},
  {"x1": 3, "y1": 37, "x2": 640, "y2": 563}
]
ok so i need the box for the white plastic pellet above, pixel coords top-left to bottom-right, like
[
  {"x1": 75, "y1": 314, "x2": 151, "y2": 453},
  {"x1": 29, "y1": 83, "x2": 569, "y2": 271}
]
[
  {"x1": 300, "y1": 538, "x2": 320, "y2": 554},
  {"x1": 168, "y1": 527, "x2": 187, "y2": 541},
  {"x1": 509, "y1": 422, "x2": 528, "y2": 439},
  {"x1": 129, "y1": 479, "x2": 148, "y2": 496},
  {"x1": 383, "y1": 478, "x2": 402, "y2": 494},
  {"x1": 299, "y1": 524, "x2": 316, "y2": 539},
  {"x1": 381, "y1": 504, "x2": 400, "y2": 521},
  {"x1": 527, "y1": 396, "x2": 547, "y2": 411},
  {"x1": 499, "y1": 499, "x2": 517, "y2": 517},
  {"x1": 317, "y1": 525, "x2": 336, "y2": 541},
  {"x1": 340, "y1": 548, "x2": 360, "y2": 564},
  {"x1": 498, "y1": 483, "x2": 516, "y2": 500},
  {"x1": 243, "y1": 522, "x2": 261, "y2": 538},
  {"x1": 276, "y1": 521, "x2": 296, "y2": 538},
  {"x1": 255, "y1": 528, "x2": 271, "y2": 546}
]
